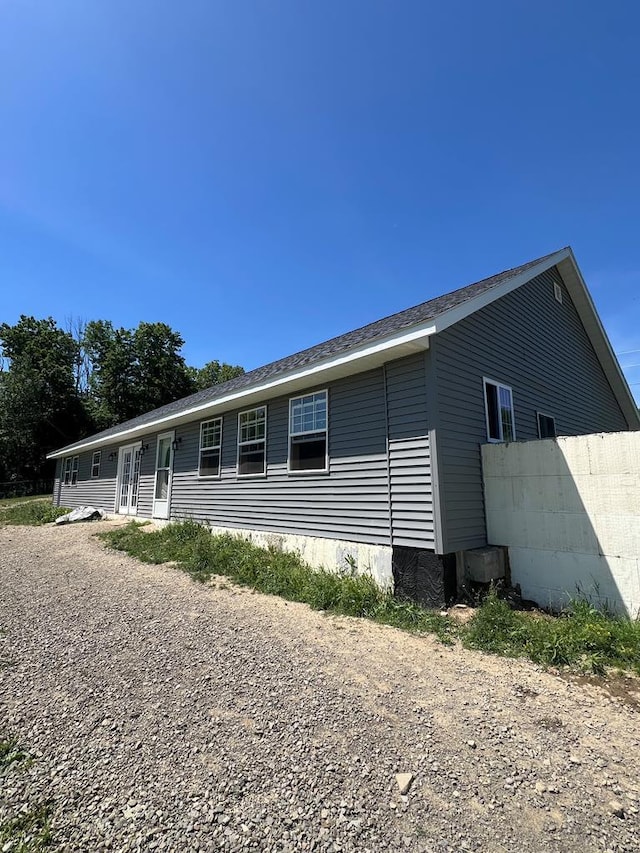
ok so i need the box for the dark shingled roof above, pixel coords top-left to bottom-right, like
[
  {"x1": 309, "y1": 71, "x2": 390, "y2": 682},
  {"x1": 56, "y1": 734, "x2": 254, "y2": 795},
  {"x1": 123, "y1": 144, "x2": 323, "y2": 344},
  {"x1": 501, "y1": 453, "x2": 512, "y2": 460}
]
[{"x1": 53, "y1": 249, "x2": 563, "y2": 453}]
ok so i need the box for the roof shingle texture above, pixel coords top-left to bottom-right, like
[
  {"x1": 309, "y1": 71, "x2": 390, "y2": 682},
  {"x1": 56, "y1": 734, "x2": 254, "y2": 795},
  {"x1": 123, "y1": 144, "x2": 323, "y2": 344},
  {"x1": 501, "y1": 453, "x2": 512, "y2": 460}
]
[{"x1": 55, "y1": 250, "x2": 562, "y2": 452}]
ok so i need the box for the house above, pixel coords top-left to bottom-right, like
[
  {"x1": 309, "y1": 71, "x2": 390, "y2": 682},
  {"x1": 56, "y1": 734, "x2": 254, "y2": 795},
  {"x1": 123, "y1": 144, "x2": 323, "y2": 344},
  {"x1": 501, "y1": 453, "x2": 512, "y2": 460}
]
[{"x1": 48, "y1": 247, "x2": 640, "y2": 603}]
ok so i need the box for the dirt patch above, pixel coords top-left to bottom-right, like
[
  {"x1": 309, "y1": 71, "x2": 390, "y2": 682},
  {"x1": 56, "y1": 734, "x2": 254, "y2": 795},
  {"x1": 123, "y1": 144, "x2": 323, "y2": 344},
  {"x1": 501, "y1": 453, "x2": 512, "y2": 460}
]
[{"x1": 1, "y1": 520, "x2": 639, "y2": 852}]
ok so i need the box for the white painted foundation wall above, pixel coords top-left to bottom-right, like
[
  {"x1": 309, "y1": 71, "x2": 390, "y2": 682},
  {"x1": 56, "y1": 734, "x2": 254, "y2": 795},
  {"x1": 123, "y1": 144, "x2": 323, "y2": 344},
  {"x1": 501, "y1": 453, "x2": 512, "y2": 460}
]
[
  {"x1": 153, "y1": 521, "x2": 394, "y2": 590},
  {"x1": 482, "y1": 432, "x2": 640, "y2": 617}
]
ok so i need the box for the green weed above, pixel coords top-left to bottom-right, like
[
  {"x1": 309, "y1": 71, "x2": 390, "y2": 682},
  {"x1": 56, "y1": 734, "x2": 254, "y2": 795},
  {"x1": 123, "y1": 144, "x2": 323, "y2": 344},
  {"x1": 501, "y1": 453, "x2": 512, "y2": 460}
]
[
  {"x1": 0, "y1": 805, "x2": 52, "y2": 851},
  {"x1": 464, "y1": 588, "x2": 640, "y2": 674},
  {"x1": 100, "y1": 522, "x2": 640, "y2": 673},
  {"x1": 0, "y1": 500, "x2": 69, "y2": 526},
  {"x1": 0, "y1": 738, "x2": 31, "y2": 771},
  {"x1": 100, "y1": 521, "x2": 455, "y2": 642}
]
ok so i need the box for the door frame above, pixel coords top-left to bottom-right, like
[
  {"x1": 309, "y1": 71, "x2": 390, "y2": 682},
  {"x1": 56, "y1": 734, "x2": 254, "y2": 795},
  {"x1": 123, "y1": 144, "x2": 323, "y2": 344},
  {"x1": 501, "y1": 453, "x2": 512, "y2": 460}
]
[
  {"x1": 116, "y1": 443, "x2": 142, "y2": 515},
  {"x1": 152, "y1": 431, "x2": 175, "y2": 519}
]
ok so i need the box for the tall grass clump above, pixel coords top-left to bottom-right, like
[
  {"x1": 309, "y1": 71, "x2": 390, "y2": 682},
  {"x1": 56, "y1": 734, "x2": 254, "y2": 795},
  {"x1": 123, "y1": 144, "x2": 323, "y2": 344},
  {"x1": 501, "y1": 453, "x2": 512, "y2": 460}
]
[
  {"x1": 0, "y1": 500, "x2": 69, "y2": 526},
  {"x1": 101, "y1": 522, "x2": 640, "y2": 672},
  {"x1": 464, "y1": 588, "x2": 640, "y2": 674},
  {"x1": 100, "y1": 521, "x2": 456, "y2": 642}
]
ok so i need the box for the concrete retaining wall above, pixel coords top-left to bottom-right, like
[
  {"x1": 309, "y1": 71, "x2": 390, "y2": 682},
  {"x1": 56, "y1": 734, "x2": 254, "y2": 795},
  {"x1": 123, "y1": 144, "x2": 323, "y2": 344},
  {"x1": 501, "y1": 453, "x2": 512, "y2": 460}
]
[{"x1": 482, "y1": 432, "x2": 640, "y2": 616}]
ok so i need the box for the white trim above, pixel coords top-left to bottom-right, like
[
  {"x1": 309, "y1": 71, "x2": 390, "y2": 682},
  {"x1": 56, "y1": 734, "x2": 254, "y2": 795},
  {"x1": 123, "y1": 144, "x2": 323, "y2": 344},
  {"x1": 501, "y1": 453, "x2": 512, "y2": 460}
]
[
  {"x1": 556, "y1": 250, "x2": 640, "y2": 427},
  {"x1": 70, "y1": 455, "x2": 79, "y2": 486},
  {"x1": 483, "y1": 377, "x2": 516, "y2": 443},
  {"x1": 237, "y1": 406, "x2": 267, "y2": 477},
  {"x1": 553, "y1": 281, "x2": 563, "y2": 304},
  {"x1": 116, "y1": 444, "x2": 142, "y2": 516},
  {"x1": 46, "y1": 326, "x2": 433, "y2": 458},
  {"x1": 431, "y1": 249, "x2": 571, "y2": 334},
  {"x1": 198, "y1": 417, "x2": 223, "y2": 478},
  {"x1": 47, "y1": 245, "x2": 640, "y2": 460},
  {"x1": 288, "y1": 389, "x2": 329, "y2": 474},
  {"x1": 152, "y1": 431, "x2": 175, "y2": 519},
  {"x1": 91, "y1": 450, "x2": 101, "y2": 479}
]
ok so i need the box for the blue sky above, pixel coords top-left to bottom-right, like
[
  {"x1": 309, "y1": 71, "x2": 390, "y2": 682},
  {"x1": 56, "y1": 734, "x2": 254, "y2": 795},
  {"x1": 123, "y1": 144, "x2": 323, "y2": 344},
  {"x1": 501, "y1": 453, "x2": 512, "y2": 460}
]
[{"x1": 1, "y1": 1, "x2": 639, "y2": 399}]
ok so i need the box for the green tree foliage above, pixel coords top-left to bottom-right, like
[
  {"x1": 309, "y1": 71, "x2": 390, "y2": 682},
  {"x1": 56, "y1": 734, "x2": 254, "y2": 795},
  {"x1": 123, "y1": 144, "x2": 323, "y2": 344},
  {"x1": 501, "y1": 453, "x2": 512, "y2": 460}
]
[
  {"x1": 189, "y1": 359, "x2": 245, "y2": 390},
  {"x1": 0, "y1": 316, "x2": 89, "y2": 479},
  {"x1": 84, "y1": 321, "x2": 197, "y2": 428},
  {"x1": 0, "y1": 315, "x2": 245, "y2": 482}
]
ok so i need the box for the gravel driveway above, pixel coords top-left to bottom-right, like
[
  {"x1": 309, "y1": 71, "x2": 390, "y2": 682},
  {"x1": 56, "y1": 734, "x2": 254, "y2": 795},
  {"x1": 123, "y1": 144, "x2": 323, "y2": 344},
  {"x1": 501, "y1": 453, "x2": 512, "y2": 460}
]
[{"x1": 1, "y1": 521, "x2": 640, "y2": 853}]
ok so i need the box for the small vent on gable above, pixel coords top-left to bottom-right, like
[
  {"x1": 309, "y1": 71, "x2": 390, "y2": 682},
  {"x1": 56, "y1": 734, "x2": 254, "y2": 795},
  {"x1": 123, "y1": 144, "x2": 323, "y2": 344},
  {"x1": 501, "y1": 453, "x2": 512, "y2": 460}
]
[{"x1": 553, "y1": 282, "x2": 563, "y2": 304}]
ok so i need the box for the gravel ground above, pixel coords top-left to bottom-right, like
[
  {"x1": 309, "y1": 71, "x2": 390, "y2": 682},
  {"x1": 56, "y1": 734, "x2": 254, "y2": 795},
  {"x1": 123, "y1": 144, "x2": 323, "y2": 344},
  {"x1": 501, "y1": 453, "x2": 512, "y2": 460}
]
[{"x1": 1, "y1": 521, "x2": 640, "y2": 853}]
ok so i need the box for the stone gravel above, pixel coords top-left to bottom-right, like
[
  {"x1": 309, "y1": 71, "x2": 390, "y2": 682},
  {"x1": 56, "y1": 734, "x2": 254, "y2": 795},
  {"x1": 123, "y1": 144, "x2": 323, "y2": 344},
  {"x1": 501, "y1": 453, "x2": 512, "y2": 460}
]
[{"x1": 1, "y1": 520, "x2": 640, "y2": 852}]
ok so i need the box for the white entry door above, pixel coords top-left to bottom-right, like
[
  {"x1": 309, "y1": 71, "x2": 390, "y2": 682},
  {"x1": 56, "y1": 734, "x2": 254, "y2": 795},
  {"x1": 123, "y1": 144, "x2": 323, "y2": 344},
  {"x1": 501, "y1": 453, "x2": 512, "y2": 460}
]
[
  {"x1": 153, "y1": 432, "x2": 174, "y2": 519},
  {"x1": 118, "y1": 445, "x2": 142, "y2": 515}
]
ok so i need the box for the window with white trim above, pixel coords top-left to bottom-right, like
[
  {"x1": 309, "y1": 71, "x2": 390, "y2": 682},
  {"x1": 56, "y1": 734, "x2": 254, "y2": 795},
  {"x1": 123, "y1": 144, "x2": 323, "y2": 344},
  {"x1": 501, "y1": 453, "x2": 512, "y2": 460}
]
[
  {"x1": 288, "y1": 391, "x2": 328, "y2": 472},
  {"x1": 71, "y1": 455, "x2": 79, "y2": 485},
  {"x1": 91, "y1": 451, "x2": 101, "y2": 478},
  {"x1": 237, "y1": 406, "x2": 266, "y2": 476},
  {"x1": 483, "y1": 379, "x2": 515, "y2": 442},
  {"x1": 537, "y1": 412, "x2": 557, "y2": 439},
  {"x1": 199, "y1": 418, "x2": 222, "y2": 476},
  {"x1": 63, "y1": 455, "x2": 79, "y2": 486}
]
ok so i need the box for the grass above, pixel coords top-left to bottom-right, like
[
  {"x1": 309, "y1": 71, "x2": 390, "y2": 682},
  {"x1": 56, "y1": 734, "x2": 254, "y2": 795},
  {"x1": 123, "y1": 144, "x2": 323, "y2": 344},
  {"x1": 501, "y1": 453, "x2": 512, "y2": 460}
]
[
  {"x1": 0, "y1": 738, "x2": 31, "y2": 771},
  {"x1": 0, "y1": 494, "x2": 53, "y2": 508},
  {"x1": 100, "y1": 521, "x2": 640, "y2": 675},
  {"x1": 463, "y1": 588, "x2": 640, "y2": 675},
  {"x1": 99, "y1": 521, "x2": 456, "y2": 643},
  {"x1": 0, "y1": 806, "x2": 53, "y2": 851},
  {"x1": 0, "y1": 707, "x2": 52, "y2": 851},
  {"x1": 0, "y1": 500, "x2": 69, "y2": 526}
]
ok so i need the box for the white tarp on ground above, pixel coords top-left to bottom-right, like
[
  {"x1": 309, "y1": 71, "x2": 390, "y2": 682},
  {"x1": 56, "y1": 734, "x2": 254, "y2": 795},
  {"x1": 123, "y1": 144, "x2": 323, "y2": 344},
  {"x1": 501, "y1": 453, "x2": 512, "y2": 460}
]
[{"x1": 55, "y1": 506, "x2": 106, "y2": 525}]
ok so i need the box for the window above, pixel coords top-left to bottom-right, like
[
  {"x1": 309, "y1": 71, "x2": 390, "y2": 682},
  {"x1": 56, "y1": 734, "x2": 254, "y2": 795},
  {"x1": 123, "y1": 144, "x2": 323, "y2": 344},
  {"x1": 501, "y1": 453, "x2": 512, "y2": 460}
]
[
  {"x1": 537, "y1": 412, "x2": 557, "y2": 439},
  {"x1": 553, "y1": 281, "x2": 563, "y2": 304},
  {"x1": 91, "y1": 451, "x2": 101, "y2": 478},
  {"x1": 199, "y1": 418, "x2": 222, "y2": 476},
  {"x1": 483, "y1": 379, "x2": 515, "y2": 442},
  {"x1": 289, "y1": 391, "x2": 328, "y2": 472},
  {"x1": 237, "y1": 406, "x2": 266, "y2": 476},
  {"x1": 71, "y1": 456, "x2": 79, "y2": 486},
  {"x1": 63, "y1": 455, "x2": 79, "y2": 486}
]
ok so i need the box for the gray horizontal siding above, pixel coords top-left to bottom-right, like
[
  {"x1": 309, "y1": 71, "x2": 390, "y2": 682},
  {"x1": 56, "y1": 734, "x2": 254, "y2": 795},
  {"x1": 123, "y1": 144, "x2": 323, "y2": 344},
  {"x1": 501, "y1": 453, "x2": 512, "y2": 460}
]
[
  {"x1": 385, "y1": 354, "x2": 434, "y2": 549},
  {"x1": 54, "y1": 450, "x2": 119, "y2": 511},
  {"x1": 53, "y1": 354, "x2": 436, "y2": 551},
  {"x1": 136, "y1": 435, "x2": 157, "y2": 518},
  {"x1": 168, "y1": 369, "x2": 392, "y2": 545},
  {"x1": 434, "y1": 267, "x2": 630, "y2": 553}
]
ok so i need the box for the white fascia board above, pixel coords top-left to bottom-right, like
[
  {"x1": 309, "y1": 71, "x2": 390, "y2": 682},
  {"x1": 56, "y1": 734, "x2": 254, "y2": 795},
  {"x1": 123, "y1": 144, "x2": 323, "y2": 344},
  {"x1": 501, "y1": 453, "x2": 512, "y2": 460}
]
[
  {"x1": 556, "y1": 251, "x2": 640, "y2": 428},
  {"x1": 46, "y1": 324, "x2": 434, "y2": 458},
  {"x1": 431, "y1": 248, "x2": 571, "y2": 333}
]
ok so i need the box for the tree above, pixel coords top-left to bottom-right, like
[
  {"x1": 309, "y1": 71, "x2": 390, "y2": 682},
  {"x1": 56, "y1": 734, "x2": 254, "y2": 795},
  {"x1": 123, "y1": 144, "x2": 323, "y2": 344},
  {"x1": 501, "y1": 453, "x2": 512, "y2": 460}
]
[
  {"x1": 0, "y1": 316, "x2": 89, "y2": 479},
  {"x1": 189, "y1": 359, "x2": 245, "y2": 391},
  {"x1": 84, "y1": 320, "x2": 197, "y2": 428}
]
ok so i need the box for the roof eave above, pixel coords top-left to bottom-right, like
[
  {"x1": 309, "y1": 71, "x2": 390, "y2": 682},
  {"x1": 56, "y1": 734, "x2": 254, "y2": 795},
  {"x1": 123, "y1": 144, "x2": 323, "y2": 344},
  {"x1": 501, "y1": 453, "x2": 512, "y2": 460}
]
[
  {"x1": 46, "y1": 323, "x2": 435, "y2": 458},
  {"x1": 556, "y1": 250, "x2": 640, "y2": 429}
]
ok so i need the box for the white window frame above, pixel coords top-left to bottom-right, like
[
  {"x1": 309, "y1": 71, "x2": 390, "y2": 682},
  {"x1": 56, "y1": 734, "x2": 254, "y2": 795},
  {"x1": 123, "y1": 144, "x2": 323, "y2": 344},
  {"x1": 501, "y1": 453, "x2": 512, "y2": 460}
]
[
  {"x1": 288, "y1": 390, "x2": 328, "y2": 474},
  {"x1": 237, "y1": 406, "x2": 267, "y2": 477},
  {"x1": 62, "y1": 457, "x2": 72, "y2": 486},
  {"x1": 65, "y1": 455, "x2": 80, "y2": 486},
  {"x1": 91, "y1": 451, "x2": 101, "y2": 479},
  {"x1": 483, "y1": 378, "x2": 516, "y2": 443},
  {"x1": 537, "y1": 411, "x2": 557, "y2": 439},
  {"x1": 199, "y1": 417, "x2": 223, "y2": 478}
]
